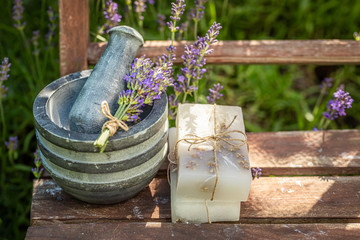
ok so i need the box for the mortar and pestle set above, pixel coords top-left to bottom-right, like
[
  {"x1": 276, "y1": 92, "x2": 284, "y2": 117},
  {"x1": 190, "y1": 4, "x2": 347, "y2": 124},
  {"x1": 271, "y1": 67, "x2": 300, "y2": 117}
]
[{"x1": 33, "y1": 26, "x2": 168, "y2": 204}]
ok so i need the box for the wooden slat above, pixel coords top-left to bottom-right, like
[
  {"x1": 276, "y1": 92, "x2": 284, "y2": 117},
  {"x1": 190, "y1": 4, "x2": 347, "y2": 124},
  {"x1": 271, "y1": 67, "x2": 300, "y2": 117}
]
[
  {"x1": 26, "y1": 222, "x2": 360, "y2": 240},
  {"x1": 88, "y1": 40, "x2": 360, "y2": 65},
  {"x1": 59, "y1": 0, "x2": 89, "y2": 76},
  {"x1": 31, "y1": 176, "x2": 360, "y2": 225},
  {"x1": 159, "y1": 129, "x2": 360, "y2": 176}
]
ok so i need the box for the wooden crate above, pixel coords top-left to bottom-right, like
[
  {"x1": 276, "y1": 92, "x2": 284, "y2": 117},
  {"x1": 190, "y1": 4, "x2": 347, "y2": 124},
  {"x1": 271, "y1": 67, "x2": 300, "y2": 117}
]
[{"x1": 26, "y1": 0, "x2": 360, "y2": 239}]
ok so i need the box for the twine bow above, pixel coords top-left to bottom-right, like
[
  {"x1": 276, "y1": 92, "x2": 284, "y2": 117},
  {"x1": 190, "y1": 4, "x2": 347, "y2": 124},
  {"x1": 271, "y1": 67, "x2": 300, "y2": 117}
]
[
  {"x1": 171, "y1": 104, "x2": 249, "y2": 201},
  {"x1": 100, "y1": 101, "x2": 129, "y2": 136}
]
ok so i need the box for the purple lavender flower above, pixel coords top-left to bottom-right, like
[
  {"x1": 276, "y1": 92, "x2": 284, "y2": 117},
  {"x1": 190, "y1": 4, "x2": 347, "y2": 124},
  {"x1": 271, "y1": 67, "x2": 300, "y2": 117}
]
[
  {"x1": 166, "y1": 0, "x2": 186, "y2": 32},
  {"x1": 5, "y1": 136, "x2": 18, "y2": 152},
  {"x1": 134, "y1": 0, "x2": 147, "y2": 21},
  {"x1": 323, "y1": 86, "x2": 354, "y2": 120},
  {"x1": 100, "y1": 0, "x2": 122, "y2": 34},
  {"x1": 190, "y1": 0, "x2": 207, "y2": 21},
  {"x1": 170, "y1": 0, "x2": 185, "y2": 21},
  {"x1": 32, "y1": 30, "x2": 40, "y2": 55},
  {"x1": 120, "y1": 55, "x2": 173, "y2": 122},
  {"x1": 0, "y1": 57, "x2": 11, "y2": 98},
  {"x1": 32, "y1": 148, "x2": 44, "y2": 179},
  {"x1": 320, "y1": 77, "x2": 333, "y2": 93},
  {"x1": 206, "y1": 83, "x2": 223, "y2": 104},
  {"x1": 148, "y1": 0, "x2": 155, "y2": 4},
  {"x1": 175, "y1": 22, "x2": 222, "y2": 95},
  {"x1": 45, "y1": 7, "x2": 57, "y2": 47},
  {"x1": 13, "y1": 0, "x2": 26, "y2": 30},
  {"x1": 157, "y1": 14, "x2": 166, "y2": 32},
  {"x1": 251, "y1": 167, "x2": 262, "y2": 179}
]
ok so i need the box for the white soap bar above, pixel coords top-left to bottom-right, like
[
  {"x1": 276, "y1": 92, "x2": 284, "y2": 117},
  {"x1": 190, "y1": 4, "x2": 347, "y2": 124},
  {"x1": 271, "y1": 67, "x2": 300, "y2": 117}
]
[
  {"x1": 169, "y1": 127, "x2": 241, "y2": 223},
  {"x1": 175, "y1": 104, "x2": 252, "y2": 201}
]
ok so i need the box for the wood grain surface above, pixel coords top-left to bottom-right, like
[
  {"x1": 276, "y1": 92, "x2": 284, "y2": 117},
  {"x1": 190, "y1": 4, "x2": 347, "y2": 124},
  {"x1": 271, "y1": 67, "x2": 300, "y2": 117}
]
[
  {"x1": 88, "y1": 40, "x2": 360, "y2": 65},
  {"x1": 31, "y1": 176, "x2": 360, "y2": 225},
  {"x1": 26, "y1": 223, "x2": 360, "y2": 240}
]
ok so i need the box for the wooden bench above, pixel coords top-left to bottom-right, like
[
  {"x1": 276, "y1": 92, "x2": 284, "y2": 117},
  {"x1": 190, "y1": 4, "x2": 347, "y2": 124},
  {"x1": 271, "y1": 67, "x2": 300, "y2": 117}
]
[{"x1": 26, "y1": 0, "x2": 360, "y2": 239}]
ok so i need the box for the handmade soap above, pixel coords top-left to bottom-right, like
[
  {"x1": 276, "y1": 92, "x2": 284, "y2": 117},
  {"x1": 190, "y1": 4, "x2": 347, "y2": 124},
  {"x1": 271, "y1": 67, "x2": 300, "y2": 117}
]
[
  {"x1": 169, "y1": 128, "x2": 241, "y2": 223},
  {"x1": 69, "y1": 26, "x2": 144, "y2": 133},
  {"x1": 175, "y1": 104, "x2": 251, "y2": 201}
]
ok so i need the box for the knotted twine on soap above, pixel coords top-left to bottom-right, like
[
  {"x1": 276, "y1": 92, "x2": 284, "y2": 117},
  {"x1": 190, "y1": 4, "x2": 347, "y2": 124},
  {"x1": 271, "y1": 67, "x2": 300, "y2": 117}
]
[
  {"x1": 100, "y1": 101, "x2": 129, "y2": 135},
  {"x1": 168, "y1": 104, "x2": 249, "y2": 223}
]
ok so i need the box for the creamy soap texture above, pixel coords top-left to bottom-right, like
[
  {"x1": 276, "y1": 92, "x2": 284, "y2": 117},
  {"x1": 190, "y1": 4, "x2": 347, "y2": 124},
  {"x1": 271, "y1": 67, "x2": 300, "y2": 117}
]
[{"x1": 176, "y1": 104, "x2": 251, "y2": 201}]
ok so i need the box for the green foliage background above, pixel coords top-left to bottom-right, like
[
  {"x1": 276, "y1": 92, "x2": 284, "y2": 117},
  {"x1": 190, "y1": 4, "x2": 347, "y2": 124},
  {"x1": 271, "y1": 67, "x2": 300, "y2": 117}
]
[{"x1": 0, "y1": 0, "x2": 359, "y2": 239}]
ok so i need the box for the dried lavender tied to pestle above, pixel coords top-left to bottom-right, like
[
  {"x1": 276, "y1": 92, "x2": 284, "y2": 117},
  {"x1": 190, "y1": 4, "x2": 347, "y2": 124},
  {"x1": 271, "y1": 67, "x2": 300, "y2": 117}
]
[{"x1": 94, "y1": 56, "x2": 173, "y2": 152}]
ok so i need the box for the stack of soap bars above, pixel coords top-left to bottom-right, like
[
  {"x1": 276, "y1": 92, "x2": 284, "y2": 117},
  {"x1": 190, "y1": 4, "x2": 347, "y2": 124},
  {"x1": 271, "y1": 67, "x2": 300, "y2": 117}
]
[{"x1": 170, "y1": 104, "x2": 252, "y2": 223}]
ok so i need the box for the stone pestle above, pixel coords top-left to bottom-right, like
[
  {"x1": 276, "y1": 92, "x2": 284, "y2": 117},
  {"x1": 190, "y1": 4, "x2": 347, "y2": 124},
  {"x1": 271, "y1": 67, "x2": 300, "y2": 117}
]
[{"x1": 68, "y1": 26, "x2": 144, "y2": 133}]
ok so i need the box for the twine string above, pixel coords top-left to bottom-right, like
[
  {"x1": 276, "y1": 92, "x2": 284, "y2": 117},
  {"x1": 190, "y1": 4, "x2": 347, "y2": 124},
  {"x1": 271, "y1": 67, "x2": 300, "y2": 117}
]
[{"x1": 100, "y1": 101, "x2": 129, "y2": 136}]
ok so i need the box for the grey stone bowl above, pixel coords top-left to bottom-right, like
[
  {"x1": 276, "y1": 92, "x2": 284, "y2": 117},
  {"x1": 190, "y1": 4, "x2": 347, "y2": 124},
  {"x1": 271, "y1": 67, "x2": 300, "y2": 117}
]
[{"x1": 33, "y1": 70, "x2": 168, "y2": 204}]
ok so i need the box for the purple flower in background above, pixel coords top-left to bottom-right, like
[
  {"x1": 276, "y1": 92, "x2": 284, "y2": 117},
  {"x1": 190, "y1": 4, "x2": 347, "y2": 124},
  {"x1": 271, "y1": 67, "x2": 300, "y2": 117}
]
[
  {"x1": 170, "y1": 0, "x2": 185, "y2": 21},
  {"x1": 0, "y1": 58, "x2": 11, "y2": 82},
  {"x1": 251, "y1": 167, "x2": 262, "y2": 179},
  {"x1": 148, "y1": 0, "x2": 155, "y2": 5},
  {"x1": 100, "y1": 0, "x2": 122, "y2": 34},
  {"x1": 45, "y1": 7, "x2": 57, "y2": 47},
  {"x1": 167, "y1": 0, "x2": 186, "y2": 32},
  {"x1": 157, "y1": 14, "x2": 166, "y2": 32},
  {"x1": 0, "y1": 57, "x2": 11, "y2": 98},
  {"x1": 323, "y1": 86, "x2": 353, "y2": 120},
  {"x1": 12, "y1": 0, "x2": 26, "y2": 30},
  {"x1": 190, "y1": 0, "x2": 207, "y2": 21},
  {"x1": 206, "y1": 83, "x2": 223, "y2": 104},
  {"x1": 32, "y1": 30, "x2": 40, "y2": 55},
  {"x1": 134, "y1": 0, "x2": 147, "y2": 20},
  {"x1": 320, "y1": 77, "x2": 333, "y2": 93},
  {"x1": 5, "y1": 136, "x2": 18, "y2": 152}
]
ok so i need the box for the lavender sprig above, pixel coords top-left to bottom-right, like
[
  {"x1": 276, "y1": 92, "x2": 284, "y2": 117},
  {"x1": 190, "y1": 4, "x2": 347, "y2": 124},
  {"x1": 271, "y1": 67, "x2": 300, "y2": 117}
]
[
  {"x1": 167, "y1": 0, "x2": 186, "y2": 46},
  {"x1": 323, "y1": 86, "x2": 353, "y2": 120},
  {"x1": 32, "y1": 148, "x2": 44, "y2": 180},
  {"x1": 12, "y1": 0, "x2": 26, "y2": 30},
  {"x1": 0, "y1": 57, "x2": 11, "y2": 140},
  {"x1": 168, "y1": 22, "x2": 221, "y2": 119},
  {"x1": 32, "y1": 30, "x2": 40, "y2": 56},
  {"x1": 94, "y1": 56, "x2": 173, "y2": 152},
  {"x1": 157, "y1": 14, "x2": 166, "y2": 32},
  {"x1": 251, "y1": 167, "x2": 262, "y2": 179},
  {"x1": 206, "y1": 83, "x2": 223, "y2": 104},
  {"x1": 315, "y1": 85, "x2": 353, "y2": 130},
  {"x1": 134, "y1": 0, "x2": 147, "y2": 24},
  {"x1": 181, "y1": 22, "x2": 221, "y2": 102},
  {"x1": 5, "y1": 136, "x2": 18, "y2": 164},
  {"x1": 190, "y1": 0, "x2": 208, "y2": 39},
  {"x1": 99, "y1": 0, "x2": 122, "y2": 35},
  {"x1": 45, "y1": 7, "x2": 57, "y2": 49}
]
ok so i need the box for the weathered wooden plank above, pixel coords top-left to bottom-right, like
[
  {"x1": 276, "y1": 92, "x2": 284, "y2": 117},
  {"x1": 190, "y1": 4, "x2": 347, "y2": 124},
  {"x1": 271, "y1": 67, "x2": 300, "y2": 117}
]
[
  {"x1": 31, "y1": 176, "x2": 360, "y2": 225},
  {"x1": 26, "y1": 222, "x2": 360, "y2": 240},
  {"x1": 59, "y1": 0, "x2": 89, "y2": 76},
  {"x1": 88, "y1": 40, "x2": 360, "y2": 65},
  {"x1": 159, "y1": 129, "x2": 360, "y2": 176}
]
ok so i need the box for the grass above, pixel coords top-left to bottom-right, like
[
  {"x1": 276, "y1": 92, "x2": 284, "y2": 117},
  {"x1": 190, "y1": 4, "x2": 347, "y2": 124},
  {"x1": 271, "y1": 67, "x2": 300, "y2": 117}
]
[{"x1": 0, "y1": 0, "x2": 359, "y2": 239}]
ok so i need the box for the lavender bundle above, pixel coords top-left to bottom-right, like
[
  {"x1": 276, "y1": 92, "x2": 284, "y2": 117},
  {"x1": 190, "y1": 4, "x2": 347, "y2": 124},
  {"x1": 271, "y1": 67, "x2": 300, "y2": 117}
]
[{"x1": 94, "y1": 56, "x2": 173, "y2": 152}]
